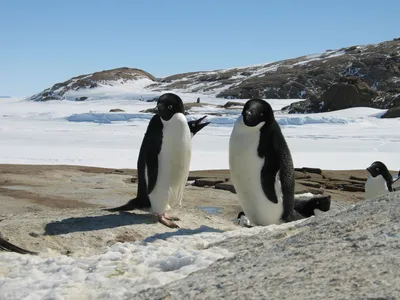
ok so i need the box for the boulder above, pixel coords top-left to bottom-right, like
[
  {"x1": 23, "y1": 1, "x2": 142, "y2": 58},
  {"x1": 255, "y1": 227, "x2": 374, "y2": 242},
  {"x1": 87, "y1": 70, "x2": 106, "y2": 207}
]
[
  {"x1": 193, "y1": 178, "x2": 225, "y2": 187},
  {"x1": 381, "y1": 107, "x2": 400, "y2": 118},
  {"x1": 215, "y1": 182, "x2": 236, "y2": 193},
  {"x1": 220, "y1": 101, "x2": 245, "y2": 108},
  {"x1": 320, "y1": 76, "x2": 378, "y2": 111}
]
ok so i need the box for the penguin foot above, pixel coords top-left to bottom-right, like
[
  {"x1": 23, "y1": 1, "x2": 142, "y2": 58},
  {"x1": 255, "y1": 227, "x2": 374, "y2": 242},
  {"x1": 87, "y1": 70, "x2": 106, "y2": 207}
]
[
  {"x1": 164, "y1": 214, "x2": 180, "y2": 221},
  {"x1": 157, "y1": 214, "x2": 180, "y2": 228}
]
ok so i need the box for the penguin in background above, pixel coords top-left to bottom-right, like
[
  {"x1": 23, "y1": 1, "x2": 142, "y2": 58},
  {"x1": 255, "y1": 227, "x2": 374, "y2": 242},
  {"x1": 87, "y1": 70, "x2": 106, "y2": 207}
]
[
  {"x1": 105, "y1": 93, "x2": 209, "y2": 228},
  {"x1": 365, "y1": 161, "x2": 400, "y2": 200},
  {"x1": 229, "y1": 99, "x2": 330, "y2": 227}
]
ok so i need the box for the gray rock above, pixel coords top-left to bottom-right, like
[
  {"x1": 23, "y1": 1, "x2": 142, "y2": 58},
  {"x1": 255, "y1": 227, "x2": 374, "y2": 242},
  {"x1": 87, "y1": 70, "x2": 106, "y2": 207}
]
[
  {"x1": 193, "y1": 178, "x2": 225, "y2": 187},
  {"x1": 109, "y1": 108, "x2": 125, "y2": 112},
  {"x1": 135, "y1": 192, "x2": 400, "y2": 299}
]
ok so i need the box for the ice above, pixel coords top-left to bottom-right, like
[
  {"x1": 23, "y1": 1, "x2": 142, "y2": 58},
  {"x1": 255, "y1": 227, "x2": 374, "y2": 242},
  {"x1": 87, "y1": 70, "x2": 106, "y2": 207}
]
[{"x1": 1, "y1": 97, "x2": 399, "y2": 171}]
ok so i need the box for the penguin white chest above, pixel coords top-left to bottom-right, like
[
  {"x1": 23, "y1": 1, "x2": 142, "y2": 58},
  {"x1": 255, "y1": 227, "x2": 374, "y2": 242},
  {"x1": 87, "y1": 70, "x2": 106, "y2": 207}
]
[
  {"x1": 149, "y1": 113, "x2": 192, "y2": 214},
  {"x1": 229, "y1": 116, "x2": 283, "y2": 226},
  {"x1": 365, "y1": 175, "x2": 388, "y2": 200}
]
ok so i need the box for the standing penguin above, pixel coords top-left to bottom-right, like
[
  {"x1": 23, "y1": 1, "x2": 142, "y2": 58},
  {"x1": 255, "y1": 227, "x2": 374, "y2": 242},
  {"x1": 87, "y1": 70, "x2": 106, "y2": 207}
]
[
  {"x1": 229, "y1": 99, "x2": 301, "y2": 226},
  {"x1": 105, "y1": 93, "x2": 209, "y2": 228},
  {"x1": 365, "y1": 161, "x2": 400, "y2": 200},
  {"x1": 229, "y1": 99, "x2": 329, "y2": 226}
]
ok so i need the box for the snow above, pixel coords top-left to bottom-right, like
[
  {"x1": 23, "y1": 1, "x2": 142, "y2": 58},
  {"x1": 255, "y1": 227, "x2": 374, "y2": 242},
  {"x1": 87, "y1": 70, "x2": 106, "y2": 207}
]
[
  {"x1": 293, "y1": 50, "x2": 346, "y2": 66},
  {"x1": 0, "y1": 221, "x2": 304, "y2": 300},
  {"x1": 1, "y1": 96, "x2": 400, "y2": 171}
]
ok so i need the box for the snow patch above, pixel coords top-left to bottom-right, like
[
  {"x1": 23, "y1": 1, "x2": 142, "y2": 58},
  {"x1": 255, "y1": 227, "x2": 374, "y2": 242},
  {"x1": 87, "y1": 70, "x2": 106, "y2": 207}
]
[{"x1": 0, "y1": 222, "x2": 303, "y2": 300}]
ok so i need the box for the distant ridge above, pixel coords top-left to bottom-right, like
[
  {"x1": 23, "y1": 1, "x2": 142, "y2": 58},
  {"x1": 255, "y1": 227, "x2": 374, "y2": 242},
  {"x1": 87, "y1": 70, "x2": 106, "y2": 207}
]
[{"x1": 29, "y1": 38, "x2": 400, "y2": 114}]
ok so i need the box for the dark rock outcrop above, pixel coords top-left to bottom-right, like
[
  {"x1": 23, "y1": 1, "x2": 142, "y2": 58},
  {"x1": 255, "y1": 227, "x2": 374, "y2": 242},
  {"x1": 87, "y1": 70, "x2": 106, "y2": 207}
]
[
  {"x1": 321, "y1": 76, "x2": 378, "y2": 111},
  {"x1": 220, "y1": 101, "x2": 245, "y2": 108},
  {"x1": 151, "y1": 39, "x2": 400, "y2": 108},
  {"x1": 283, "y1": 76, "x2": 380, "y2": 113},
  {"x1": 381, "y1": 106, "x2": 400, "y2": 118}
]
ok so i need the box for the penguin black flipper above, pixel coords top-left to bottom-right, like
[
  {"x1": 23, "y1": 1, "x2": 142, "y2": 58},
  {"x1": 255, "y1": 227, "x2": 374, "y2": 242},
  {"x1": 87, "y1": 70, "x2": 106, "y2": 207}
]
[
  {"x1": 141, "y1": 115, "x2": 163, "y2": 195},
  {"x1": 258, "y1": 123, "x2": 280, "y2": 204},
  {"x1": 0, "y1": 237, "x2": 37, "y2": 255},
  {"x1": 104, "y1": 115, "x2": 163, "y2": 212},
  {"x1": 259, "y1": 121, "x2": 295, "y2": 221}
]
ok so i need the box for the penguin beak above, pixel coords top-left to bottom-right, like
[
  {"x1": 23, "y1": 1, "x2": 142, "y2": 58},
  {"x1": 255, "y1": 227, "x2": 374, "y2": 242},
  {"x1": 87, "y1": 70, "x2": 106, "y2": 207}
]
[
  {"x1": 366, "y1": 167, "x2": 372, "y2": 176},
  {"x1": 156, "y1": 103, "x2": 164, "y2": 113},
  {"x1": 244, "y1": 109, "x2": 257, "y2": 125}
]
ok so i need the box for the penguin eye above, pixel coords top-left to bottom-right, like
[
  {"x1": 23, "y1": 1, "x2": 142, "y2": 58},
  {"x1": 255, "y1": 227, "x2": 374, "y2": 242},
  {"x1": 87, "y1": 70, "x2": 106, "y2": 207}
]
[
  {"x1": 168, "y1": 105, "x2": 173, "y2": 109},
  {"x1": 192, "y1": 124, "x2": 195, "y2": 127},
  {"x1": 260, "y1": 113, "x2": 263, "y2": 117}
]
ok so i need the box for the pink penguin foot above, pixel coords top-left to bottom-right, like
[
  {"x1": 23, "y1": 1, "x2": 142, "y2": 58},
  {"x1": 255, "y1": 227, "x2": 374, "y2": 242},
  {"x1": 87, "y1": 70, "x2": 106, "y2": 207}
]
[{"x1": 157, "y1": 213, "x2": 180, "y2": 228}]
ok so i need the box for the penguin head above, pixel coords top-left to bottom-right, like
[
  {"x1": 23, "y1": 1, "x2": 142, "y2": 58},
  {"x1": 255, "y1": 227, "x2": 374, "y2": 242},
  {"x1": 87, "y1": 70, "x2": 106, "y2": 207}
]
[
  {"x1": 242, "y1": 99, "x2": 274, "y2": 127},
  {"x1": 156, "y1": 93, "x2": 185, "y2": 121},
  {"x1": 237, "y1": 211, "x2": 245, "y2": 219},
  {"x1": 367, "y1": 161, "x2": 393, "y2": 186}
]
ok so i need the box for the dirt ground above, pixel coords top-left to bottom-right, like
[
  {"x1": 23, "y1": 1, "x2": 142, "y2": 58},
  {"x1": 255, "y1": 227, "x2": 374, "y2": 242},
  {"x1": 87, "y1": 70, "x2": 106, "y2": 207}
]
[{"x1": 0, "y1": 164, "x2": 390, "y2": 256}]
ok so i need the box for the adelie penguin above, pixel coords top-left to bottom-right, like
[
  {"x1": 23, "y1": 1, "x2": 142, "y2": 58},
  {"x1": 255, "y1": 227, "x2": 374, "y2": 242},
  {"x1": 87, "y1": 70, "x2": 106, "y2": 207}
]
[
  {"x1": 229, "y1": 99, "x2": 330, "y2": 226},
  {"x1": 365, "y1": 161, "x2": 400, "y2": 200},
  {"x1": 105, "y1": 93, "x2": 209, "y2": 228}
]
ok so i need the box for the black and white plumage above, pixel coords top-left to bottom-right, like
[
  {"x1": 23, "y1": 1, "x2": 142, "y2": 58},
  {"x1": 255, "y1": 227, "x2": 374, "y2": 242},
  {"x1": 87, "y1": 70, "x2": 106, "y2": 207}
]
[
  {"x1": 229, "y1": 99, "x2": 303, "y2": 226},
  {"x1": 105, "y1": 93, "x2": 209, "y2": 228},
  {"x1": 365, "y1": 161, "x2": 400, "y2": 199}
]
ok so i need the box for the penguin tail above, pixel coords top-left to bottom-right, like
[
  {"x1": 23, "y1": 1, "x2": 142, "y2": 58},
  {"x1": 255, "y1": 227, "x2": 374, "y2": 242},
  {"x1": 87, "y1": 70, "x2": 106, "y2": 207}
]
[
  {"x1": 0, "y1": 237, "x2": 38, "y2": 255},
  {"x1": 103, "y1": 198, "x2": 141, "y2": 212}
]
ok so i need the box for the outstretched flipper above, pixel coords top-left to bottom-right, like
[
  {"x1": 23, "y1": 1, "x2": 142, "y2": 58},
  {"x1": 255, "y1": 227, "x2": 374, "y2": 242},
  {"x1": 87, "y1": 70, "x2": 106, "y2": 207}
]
[
  {"x1": 188, "y1": 115, "x2": 210, "y2": 137},
  {"x1": 0, "y1": 237, "x2": 38, "y2": 255}
]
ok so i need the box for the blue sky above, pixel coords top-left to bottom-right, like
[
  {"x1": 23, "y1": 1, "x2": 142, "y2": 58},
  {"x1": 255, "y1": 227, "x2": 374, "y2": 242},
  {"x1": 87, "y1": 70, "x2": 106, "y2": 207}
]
[{"x1": 1, "y1": 0, "x2": 399, "y2": 96}]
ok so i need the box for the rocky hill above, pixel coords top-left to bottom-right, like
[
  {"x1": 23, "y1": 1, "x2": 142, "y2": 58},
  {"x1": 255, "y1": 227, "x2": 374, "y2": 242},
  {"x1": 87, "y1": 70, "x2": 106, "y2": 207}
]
[
  {"x1": 29, "y1": 68, "x2": 156, "y2": 102},
  {"x1": 29, "y1": 38, "x2": 400, "y2": 115}
]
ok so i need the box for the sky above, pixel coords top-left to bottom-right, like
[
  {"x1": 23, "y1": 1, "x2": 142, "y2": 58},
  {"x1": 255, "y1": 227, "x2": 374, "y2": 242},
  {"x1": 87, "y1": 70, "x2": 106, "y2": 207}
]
[{"x1": 1, "y1": 0, "x2": 399, "y2": 96}]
